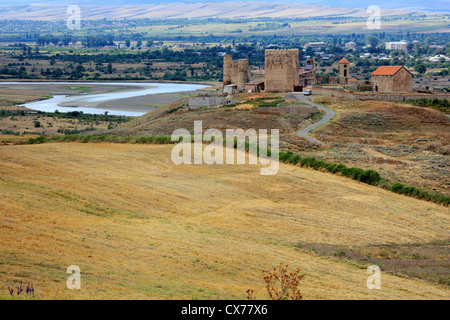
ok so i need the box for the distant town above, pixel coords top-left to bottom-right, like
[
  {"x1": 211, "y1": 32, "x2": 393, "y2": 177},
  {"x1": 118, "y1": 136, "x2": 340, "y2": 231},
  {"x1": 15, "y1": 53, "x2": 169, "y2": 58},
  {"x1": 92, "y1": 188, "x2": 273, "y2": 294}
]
[{"x1": 1, "y1": 31, "x2": 449, "y2": 93}]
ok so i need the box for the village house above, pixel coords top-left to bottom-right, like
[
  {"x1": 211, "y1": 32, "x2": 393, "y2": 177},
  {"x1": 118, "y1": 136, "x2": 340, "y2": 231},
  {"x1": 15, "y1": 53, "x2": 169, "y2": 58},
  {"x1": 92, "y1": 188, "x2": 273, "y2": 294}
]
[
  {"x1": 371, "y1": 66, "x2": 412, "y2": 93},
  {"x1": 345, "y1": 41, "x2": 357, "y2": 50},
  {"x1": 304, "y1": 42, "x2": 326, "y2": 50},
  {"x1": 385, "y1": 41, "x2": 408, "y2": 52}
]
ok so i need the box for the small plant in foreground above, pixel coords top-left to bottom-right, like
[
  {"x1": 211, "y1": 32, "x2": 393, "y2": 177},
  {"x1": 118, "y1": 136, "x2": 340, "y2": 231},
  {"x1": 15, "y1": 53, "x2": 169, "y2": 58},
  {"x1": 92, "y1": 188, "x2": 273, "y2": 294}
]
[
  {"x1": 247, "y1": 263, "x2": 305, "y2": 300},
  {"x1": 7, "y1": 282, "x2": 35, "y2": 298},
  {"x1": 263, "y1": 263, "x2": 305, "y2": 300},
  {"x1": 246, "y1": 289, "x2": 256, "y2": 300}
]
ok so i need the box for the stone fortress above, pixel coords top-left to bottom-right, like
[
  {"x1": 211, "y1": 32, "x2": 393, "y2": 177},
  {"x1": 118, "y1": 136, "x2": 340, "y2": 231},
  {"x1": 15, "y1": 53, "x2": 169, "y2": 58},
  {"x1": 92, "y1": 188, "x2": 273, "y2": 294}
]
[
  {"x1": 222, "y1": 49, "x2": 413, "y2": 94},
  {"x1": 222, "y1": 55, "x2": 250, "y2": 93},
  {"x1": 192, "y1": 50, "x2": 420, "y2": 109}
]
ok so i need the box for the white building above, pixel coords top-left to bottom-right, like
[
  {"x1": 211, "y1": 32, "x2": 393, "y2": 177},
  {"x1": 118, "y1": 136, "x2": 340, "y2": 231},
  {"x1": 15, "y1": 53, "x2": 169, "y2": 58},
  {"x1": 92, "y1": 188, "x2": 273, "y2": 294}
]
[
  {"x1": 428, "y1": 54, "x2": 450, "y2": 62},
  {"x1": 345, "y1": 41, "x2": 357, "y2": 50},
  {"x1": 304, "y1": 42, "x2": 326, "y2": 50},
  {"x1": 385, "y1": 41, "x2": 408, "y2": 52}
]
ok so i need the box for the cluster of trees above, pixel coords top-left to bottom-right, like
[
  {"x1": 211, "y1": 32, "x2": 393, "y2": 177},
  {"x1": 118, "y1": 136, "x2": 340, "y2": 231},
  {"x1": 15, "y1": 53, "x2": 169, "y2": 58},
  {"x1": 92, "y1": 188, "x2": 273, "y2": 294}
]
[
  {"x1": 36, "y1": 35, "x2": 115, "y2": 48},
  {"x1": 0, "y1": 66, "x2": 35, "y2": 79},
  {"x1": 39, "y1": 64, "x2": 88, "y2": 80},
  {"x1": 410, "y1": 98, "x2": 449, "y2": 112}
]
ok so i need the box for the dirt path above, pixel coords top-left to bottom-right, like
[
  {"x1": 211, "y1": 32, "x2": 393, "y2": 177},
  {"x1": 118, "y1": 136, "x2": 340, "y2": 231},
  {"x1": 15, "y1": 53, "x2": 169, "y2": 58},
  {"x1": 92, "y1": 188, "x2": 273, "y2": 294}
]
[{"x1": 294, "y1": 93, "x2": 336, "y2": 144}]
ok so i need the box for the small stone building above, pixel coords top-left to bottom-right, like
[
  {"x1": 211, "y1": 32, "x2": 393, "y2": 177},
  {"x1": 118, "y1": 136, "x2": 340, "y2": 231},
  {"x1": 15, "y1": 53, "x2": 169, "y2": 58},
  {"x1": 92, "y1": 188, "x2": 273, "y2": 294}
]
[
  {"x1": 245, "y1": 82, "x2": 265, "y2": 93},
  {"x1": 371, "y1": 66, "x2": 412, "y2": 93},
  {"x1": 223, "y1": 84, "x2": 238, "y2": 95},
  {"x1": 188, "y1": 96, "x2": 225, "y2": 109},
  {"x1": 346, "y1": 78, "x2": 359, "y2": 90}
]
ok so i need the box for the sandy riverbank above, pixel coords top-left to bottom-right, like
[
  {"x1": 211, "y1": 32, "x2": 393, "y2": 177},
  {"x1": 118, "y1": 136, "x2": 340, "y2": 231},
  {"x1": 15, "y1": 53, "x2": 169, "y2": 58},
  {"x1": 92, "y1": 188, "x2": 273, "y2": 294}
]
[{"x1": 0, "y1": 82, "x2": 216, "y2": 115}]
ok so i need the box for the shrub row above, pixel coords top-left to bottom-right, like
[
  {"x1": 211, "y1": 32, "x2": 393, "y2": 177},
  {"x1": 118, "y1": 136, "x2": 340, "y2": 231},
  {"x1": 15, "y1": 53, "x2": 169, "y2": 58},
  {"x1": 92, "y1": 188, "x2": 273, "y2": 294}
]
[
  {"x1": 279, "y1": 150, "x2": 448, "y2": 206},
  {"x1": 279, "y1": 151, "x2": 381, "y2": 186},
  {"x1": 388, "y1": 183, "x2": 450, "y2": 206},
  {"x1": 408, "y1": 98, "x2": 449, "y2": 113}
]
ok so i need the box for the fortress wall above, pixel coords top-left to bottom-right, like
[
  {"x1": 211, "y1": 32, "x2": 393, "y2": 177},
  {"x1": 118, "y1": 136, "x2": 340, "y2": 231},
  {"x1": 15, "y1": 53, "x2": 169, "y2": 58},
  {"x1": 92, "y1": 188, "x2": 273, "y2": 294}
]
[
  {"x1": 291, "y1": 49, "x2": 300, "y2": 87},
  {"x1": 222, "y1": 55, "x2": 250, "y2": 93},
  {"x1": 188, "y1": 96, "x2": 225, "y2": 108},
  {"x1": 311, "y1": 88, "x2": 450, "y2": 101}
]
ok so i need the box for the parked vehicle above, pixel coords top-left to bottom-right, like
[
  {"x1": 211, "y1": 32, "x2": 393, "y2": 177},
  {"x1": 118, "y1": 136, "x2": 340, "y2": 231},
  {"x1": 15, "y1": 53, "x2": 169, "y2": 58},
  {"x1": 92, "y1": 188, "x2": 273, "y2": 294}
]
[{"x1": 303, "y1": 89, "x2": 312, "y2": 96}]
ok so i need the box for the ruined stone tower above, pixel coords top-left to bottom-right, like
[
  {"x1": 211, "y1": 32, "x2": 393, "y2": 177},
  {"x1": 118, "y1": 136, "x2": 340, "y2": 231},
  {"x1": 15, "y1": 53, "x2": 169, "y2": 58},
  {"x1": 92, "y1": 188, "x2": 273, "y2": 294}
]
[
  {"x1": 264, "y1": 49, "x2": 300, "y2": 92},
  {"x1": 338, "y1": 57, "x2": 350, "y2": 84},
  {"x1": 223, "y1": 54, "x2": 233, "y2": 86},
  {"x1": 231, "y1": 60, "x2": 239, "y2": 85},
  {"x1": 222, "y1": 55, "x2": 249, "y2": 93},
  {"x1": 237, "y1": 59, "x2": 249, "y2": 92}
]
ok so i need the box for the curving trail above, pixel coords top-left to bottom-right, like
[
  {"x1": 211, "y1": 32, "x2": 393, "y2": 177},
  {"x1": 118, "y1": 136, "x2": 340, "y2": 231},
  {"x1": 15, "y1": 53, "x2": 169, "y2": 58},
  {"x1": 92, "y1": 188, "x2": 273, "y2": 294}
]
[{"x1": 294, "y1": 93, "x2": 336, "y2": 144}]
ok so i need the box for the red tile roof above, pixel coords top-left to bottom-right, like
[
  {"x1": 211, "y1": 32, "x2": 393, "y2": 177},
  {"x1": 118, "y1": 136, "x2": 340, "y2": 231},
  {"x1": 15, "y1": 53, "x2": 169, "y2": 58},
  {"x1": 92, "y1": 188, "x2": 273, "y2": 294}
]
[
  {"x1": 348, "y1": 78, "x2": 358, "y2": 82},
  {"x1": 371, "y1": 66, "x2": 404, "y2": 76},
  {"x1": 338, "y1": 58, "x2": 349, "y2": 64}
]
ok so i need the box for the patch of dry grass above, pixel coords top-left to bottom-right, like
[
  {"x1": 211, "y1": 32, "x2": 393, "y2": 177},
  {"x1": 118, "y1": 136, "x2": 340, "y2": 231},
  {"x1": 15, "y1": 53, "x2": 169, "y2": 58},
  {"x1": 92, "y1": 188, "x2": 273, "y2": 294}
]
[
  {"x1": 0, "y1": 88, "x2": 49, "y2": 108},
  {"x1": 303, "y1": 96, "x2": 450, "y2": 196},
  {"x1": 0, "y1": 143, "x2": 449, "y2": 299}
]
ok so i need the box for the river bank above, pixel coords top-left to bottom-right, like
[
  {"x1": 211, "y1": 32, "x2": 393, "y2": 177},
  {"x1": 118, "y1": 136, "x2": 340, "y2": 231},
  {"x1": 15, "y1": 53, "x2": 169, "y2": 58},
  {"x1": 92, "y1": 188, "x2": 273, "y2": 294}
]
[{"x1": 0, "y1": 82, "x2": 212, "y2": 116}]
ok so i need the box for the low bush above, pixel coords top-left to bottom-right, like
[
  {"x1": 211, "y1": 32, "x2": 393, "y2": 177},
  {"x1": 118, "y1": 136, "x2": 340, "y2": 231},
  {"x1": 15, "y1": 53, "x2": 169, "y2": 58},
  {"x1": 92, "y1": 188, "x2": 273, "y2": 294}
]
[
  {"x1": 278, "y1": 151, "x2": 382, "y2": 186},
  {"x1": 407, "y1": 98, "x2": 449, "y2": 113},
  {"x1": 279, "y1": 150, "x2": 446, "y2": 206},
  {"x1": 388, "y1": 182, "x2": 449, "y2": 206}
]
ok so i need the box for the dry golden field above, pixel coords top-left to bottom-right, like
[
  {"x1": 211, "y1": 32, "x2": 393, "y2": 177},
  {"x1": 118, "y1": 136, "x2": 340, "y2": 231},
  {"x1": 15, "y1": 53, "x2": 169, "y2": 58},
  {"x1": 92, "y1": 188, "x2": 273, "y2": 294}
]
[{"x1": 0, "y1": 142, "x2": 449, "y2": 300}]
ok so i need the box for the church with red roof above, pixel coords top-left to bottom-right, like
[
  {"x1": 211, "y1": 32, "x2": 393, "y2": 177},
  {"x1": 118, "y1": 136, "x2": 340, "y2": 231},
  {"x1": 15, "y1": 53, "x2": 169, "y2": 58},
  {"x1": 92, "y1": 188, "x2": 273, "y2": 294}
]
[{"x1": 371, "y1": 66, "x2": 412, "y2": 93}]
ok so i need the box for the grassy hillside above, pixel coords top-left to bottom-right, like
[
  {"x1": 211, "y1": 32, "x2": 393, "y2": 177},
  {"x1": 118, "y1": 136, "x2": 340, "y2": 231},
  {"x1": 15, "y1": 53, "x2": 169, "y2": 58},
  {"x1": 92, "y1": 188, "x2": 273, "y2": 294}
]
[
  {"x1": 112, "y1": 96, "x2": 320, "y2": 137},
  {"x1": 0, "y1": 143, "x2": 448, "y2": 299},
  {"x1": 303, "y1": 96, "x2": 450, "y2": 197}
]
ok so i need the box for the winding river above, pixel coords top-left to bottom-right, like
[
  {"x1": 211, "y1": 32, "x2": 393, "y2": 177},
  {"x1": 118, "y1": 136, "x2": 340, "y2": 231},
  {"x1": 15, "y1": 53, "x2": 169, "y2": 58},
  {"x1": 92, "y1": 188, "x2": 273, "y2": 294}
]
[{"x1": 0, "y1": 82, "x2": 210, "y2": 117}]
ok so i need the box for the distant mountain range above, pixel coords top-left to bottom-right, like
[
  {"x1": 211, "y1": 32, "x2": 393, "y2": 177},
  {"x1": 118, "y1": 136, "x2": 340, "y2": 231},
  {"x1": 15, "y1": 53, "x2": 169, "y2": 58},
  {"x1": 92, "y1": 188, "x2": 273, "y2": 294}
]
[
  {"x1": 0, "y1": 0, "x2": 448, "y2": 13},
  {"x1": 0, "y1": 2, "x2": 418, "y2": 20}
]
